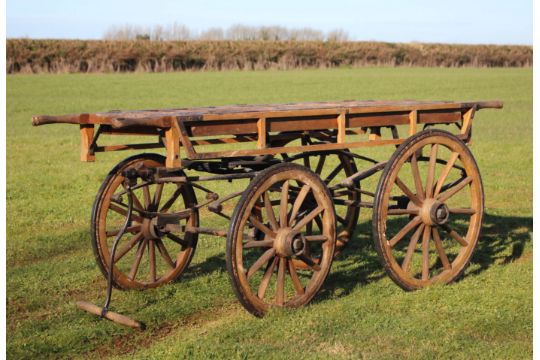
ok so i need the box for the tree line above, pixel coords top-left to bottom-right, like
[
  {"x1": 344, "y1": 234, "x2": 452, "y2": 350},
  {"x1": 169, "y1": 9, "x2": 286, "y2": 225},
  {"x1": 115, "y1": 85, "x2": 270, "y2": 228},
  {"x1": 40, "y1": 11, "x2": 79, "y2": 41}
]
[{"x1": 103, "y1": 23, "x2": 350, "y2": 42}]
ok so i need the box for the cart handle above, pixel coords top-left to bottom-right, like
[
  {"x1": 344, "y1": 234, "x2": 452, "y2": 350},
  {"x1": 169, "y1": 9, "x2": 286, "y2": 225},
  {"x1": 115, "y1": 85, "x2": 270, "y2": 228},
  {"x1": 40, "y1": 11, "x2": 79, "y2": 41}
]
[{"x1": 474, "y1": 101, "x2": 503, "y2": 110}]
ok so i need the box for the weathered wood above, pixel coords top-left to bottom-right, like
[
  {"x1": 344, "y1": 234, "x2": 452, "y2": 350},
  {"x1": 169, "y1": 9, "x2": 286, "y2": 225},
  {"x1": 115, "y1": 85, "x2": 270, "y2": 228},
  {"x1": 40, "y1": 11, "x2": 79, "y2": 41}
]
[
  {"x1": 257, "y1": 117, "x2": 267, "y2": 149},
  {"x1": 165, "y1": 123, "x2": 181, "y2": 168},
  {"x1": 409, "y1": 110, "x2": 417, "y2": 136},
  {"x1": 337, "y1": 112, "x2": 347, "y2": 143},
  {"x1": 79, "y1": 123, "x2": 95, "y2": 162},
  {"x1": 33, "y1": 100, "x2": 502, "y2": 163},
  {"x1": 33, "y1": 100, "x2": 503, "y2": 128},
  {"x1": 76, "y1": 301, "x2": 144, "y2": 330}
]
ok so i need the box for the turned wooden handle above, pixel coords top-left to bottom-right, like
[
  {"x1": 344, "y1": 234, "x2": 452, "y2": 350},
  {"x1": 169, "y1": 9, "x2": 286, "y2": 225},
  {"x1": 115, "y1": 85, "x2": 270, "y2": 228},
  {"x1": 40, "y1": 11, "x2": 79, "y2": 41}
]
[
  {"x1": 475, "y1": 101, "x2": 503, "y2": 110},
  {"x1": 76, "y1": 301, "x2": 145, "y2": 330},
  {"x1": 31, "y1": 114, "x2": 87, "y2": 126}
]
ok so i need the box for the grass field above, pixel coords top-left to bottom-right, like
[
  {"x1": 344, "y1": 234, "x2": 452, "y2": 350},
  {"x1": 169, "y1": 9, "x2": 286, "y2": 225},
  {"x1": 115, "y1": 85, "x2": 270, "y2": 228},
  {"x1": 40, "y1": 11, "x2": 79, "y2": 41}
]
[{"x1": 7, "y1": 68, "x2": 532, "y2": 359}]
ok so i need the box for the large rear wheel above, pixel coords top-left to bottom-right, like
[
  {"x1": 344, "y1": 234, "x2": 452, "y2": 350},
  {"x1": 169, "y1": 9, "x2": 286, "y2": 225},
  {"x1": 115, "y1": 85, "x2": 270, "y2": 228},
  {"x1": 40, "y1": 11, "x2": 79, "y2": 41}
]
[{"x1": 373, "y1": 130, "x2": 483, "y2": 290}]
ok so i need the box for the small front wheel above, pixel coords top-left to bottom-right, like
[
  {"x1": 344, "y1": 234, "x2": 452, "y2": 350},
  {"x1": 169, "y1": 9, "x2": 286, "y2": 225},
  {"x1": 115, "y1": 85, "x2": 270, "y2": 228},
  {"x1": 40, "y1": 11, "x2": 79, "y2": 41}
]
[
  {"x1": 91, "y1": 153, "x2": 198, "y2": 290},
  {"x1": 226, "y1": 163, "x2": 336, "y2": 316}
]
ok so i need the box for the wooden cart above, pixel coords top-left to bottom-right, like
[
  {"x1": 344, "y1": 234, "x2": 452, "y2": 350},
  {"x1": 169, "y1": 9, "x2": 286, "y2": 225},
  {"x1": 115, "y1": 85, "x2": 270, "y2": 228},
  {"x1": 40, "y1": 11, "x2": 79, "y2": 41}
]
[{"x1": 33, "y1": 99, "x2": 503, "y2": 328}]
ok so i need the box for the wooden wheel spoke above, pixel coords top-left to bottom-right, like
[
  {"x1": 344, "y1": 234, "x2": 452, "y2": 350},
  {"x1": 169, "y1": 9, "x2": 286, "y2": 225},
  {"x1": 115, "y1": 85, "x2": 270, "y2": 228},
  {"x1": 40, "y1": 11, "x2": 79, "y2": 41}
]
[
  {"x1": 449, "y1": 208, "x2": 476, "y2": 215},
  {"x1": 128, "y1": 238, "x2": 148, "y2": 280},
  {"x1": 152, "y1": 183, "x2": 164, "y2": 210},
  {"x1": 386, "y1": 209, "x2": 419, "y2": 216},
  {"x1": 142, "y1": 185, "x2": 151, "y2": 208},
  {"x1": 264, "y1": 192, "x2": 279, "y2": 231},
  {"x1": 315, "y1": 155, "x2": 326, "y2": 175},
  {"x1": 293, "y1": 205, "x2": 324, "y2": 231},
  {"x1": 289, "y1": 185, "x2": 311, "y2": 226},
  {"x1": 296, "y1": 254, "x2": 321, "y2": 271},
  {"x1": 244, "y1": 239, "x2": 274, "y2": 249},
  {"x1": 410, "y1": 152, "x2": 424, "y2": 201},
  {"x1": 160, "y1": 186, "x2": 183, "y2": 212},
  {"x1": 280, "y1": 181, "x2": 290, "y2": 227},
  {"x1": 287, "y1": 259, "x2": 305, "y2": 295},
  {"x1": 148, "y1": 239, "x2": 157, "y2": 282},
  {"x1": 155, "y1": 239, "x2": 176, "y2": 268},
  {"x1": 106, "y1": 225, "x2": 141, "y2": 237},
  {"x1": 441, "y1": 224, "x2": 468, "y2": 247},
  {"x1": 388, "y1": 216, "x2": 422, "y2": 248},
  {"x1": 258, "y1": 256, "x2": 278, "y2": 299},
  {"x1": 425, "y1": 143, "x2": 439, "y2": 198},
  {"x1": 247, "y1": 248, "x2": 276, "y2": 279},
  {"x1": 249, "y1": 215, "x2": 277, "y2": 239},
  {"x1": 314, "y1": 215, "x2": 324, "y2": 232},
  {"x1": 166, "y1": 233, "x2": 190, "y2": 247},
  {"x1": 302, "y1": 154, "x2": 311, "y2": 169},
  {"x1": 325, "y1": 163, "x2": 344, "y2": 184},
  {"x1": 434, "y1": 152, "x2": 459, "y2": 197},
  {"x1": 122, "y1": 186, "x2": 145, "y2": 211},
  {"x1": 336, "y1": 214, "x2": 347, "y2": 225},
  {"x1": 421, "y1": 225, "x2": 430, "y2": 281},
  {"x1": 437, "y1": 176, "x2": 473, "y2": 202},
  {"x1": 276, "y1": 257, "x2": 286, "y2": 306},
  {"x1": 304, "y1": 235, "x2": 328, "y2": 242},
  {"x1": 394, "y1": 177, "x2": 422, "y2": 206},
  {"x1": 401, "y1": 224, "x2": 424, "y2": 273},
  {"x1": 432, "y1": 227, "x2": 451, "y2": 270},
  {"x1": 108, "y1": 203, "x2": 144, "y2": 224},
  {"x1": 114, "y1": 232, "x2": 144, "y2": 262}
]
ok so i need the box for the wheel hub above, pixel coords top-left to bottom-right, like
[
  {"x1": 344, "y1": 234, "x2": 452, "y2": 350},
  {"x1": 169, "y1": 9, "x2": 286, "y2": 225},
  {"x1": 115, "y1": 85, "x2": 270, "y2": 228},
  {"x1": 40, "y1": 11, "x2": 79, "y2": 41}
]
[
  {"x1": 420, "y1": 198, "x2": 449, "y2": 225},
  {"x1": 141, "y1": 217, "x2": 162, "y2": 239},
  {"x1": 274, "y1": 227, "x2": 304, "y2": 257}
]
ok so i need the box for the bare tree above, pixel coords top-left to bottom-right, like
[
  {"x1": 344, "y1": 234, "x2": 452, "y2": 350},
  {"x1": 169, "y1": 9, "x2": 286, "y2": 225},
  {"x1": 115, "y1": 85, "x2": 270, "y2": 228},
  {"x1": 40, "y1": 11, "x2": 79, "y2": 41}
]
[
  {"x1": 200, "y1": 27, "x2": 224, "y2": 40},
  {"x1": 103, "y1": 23, "x2": 350, "y2": 42},
  {"x1": 327, "y1": 29, "x2": 349, "y2": 42}
]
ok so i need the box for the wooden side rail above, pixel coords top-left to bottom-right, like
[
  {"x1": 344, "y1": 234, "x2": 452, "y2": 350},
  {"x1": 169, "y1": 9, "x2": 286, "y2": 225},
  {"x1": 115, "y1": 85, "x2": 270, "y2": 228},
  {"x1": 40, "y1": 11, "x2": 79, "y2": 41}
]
[{"x1": 31, "y1": 100, "x2": 503, "y2": 168}]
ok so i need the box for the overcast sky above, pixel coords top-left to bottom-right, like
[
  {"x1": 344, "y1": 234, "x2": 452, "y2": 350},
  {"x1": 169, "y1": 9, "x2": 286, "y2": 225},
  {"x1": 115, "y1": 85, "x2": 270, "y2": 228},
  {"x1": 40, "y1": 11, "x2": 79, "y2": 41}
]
[{"x1": 6, "y1": 0, "x2": 532, "y2": 44}]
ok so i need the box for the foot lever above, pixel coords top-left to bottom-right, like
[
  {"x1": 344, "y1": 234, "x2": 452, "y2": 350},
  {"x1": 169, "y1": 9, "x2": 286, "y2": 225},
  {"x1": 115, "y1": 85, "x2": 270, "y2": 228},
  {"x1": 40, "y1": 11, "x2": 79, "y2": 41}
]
[{"x1": 77, "y1": 177, "x2": 146, "y2": 330}]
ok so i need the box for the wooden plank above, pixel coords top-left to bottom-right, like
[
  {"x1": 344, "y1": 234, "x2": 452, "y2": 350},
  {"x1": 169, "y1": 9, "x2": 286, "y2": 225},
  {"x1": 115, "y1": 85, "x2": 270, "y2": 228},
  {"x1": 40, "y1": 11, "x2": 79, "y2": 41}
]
[
  {"x1": 79, "y1": 123, "x2": 95, "y2": 162},
  {"x1": 418, "y1": 110, "x2": 461, "y2": 124},
  {"x1": 337, "y1": 112, "x2": 346, "y2": 143},
  {"x1": 191, "y1": 133, "x2": 469, "y2": 160},
  {"x1": 257, "y1": 117, "x2": 267, "y2": 149},
  {"x1": 409, "y1": 110, "x2": 417, "y2": 135},
  {"x1": 34, "y1": 100, "x2": 502, "y2": 129},
  {"x1": 460, "y1": 107, "x2": 475, "y2": 136},
  {"x1": 176, "y1": 120, "x2": 197, "y2": 158},
  {"x1": 94, "y1": 143, "x2": 163, "y2": 152},
  {"x1": 164, "y1": 124, "x2": 181, "y2": 168}
]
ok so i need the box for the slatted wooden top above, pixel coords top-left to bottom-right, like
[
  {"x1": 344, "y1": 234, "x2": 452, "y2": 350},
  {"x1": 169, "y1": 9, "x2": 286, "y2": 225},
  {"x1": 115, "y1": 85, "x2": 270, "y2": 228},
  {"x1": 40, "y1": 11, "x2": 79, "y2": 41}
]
[{"x1": 32, "y1": 100, "x2": 503, "y2": 129}]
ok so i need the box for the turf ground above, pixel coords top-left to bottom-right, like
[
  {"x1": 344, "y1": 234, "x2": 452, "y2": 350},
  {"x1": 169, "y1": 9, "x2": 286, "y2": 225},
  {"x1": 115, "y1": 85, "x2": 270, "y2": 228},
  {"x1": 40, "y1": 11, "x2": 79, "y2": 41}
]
[{"x1": 6, "y1": 67, "x2": 532, "y2": 359}]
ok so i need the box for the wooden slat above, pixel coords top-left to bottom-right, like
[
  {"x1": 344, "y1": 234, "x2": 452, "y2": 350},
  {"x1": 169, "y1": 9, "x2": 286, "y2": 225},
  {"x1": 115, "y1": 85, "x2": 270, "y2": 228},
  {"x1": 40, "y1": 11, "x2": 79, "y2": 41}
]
[
  {"x1": 79, "y1": 123, "x2": 95, "y2": 162},
  {"x1": 33, "y1": 100, "x2": 502, "y2": 129},
  {"x1": 257, "y1": 117, "x2": 267, "y2": 149},
  {"x1": 165, "y1": 123, "x2": 181, "y2": 168},
  {"x1": 409, "y1": 110, "x2": 417, "y2": 136},
  {"x1": 337, "y1": 112, "x2": 346, "y2": 143}
]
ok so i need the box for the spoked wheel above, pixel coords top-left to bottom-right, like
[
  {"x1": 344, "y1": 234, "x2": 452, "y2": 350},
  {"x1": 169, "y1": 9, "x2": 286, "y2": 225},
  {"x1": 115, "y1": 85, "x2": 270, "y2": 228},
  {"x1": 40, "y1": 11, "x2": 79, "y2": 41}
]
[
  {"x1": 227, "y1": 163, "x2": 336, "y2": 316},
  {"x1": 275, "y1": 136, "x2": 360, "y2": 253},
  {"x1": 91, "y1": 153, "x2": 198, "y2": 290},
  {"x1": 373, "y1": 129, "x2": 484, "y2": 290}
]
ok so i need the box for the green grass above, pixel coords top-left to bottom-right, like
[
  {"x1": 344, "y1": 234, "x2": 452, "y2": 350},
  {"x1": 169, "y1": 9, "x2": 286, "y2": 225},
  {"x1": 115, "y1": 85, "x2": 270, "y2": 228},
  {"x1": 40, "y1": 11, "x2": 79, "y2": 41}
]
[{"x1": 7, "y1": 68, "x2": 532, "y2": 359}]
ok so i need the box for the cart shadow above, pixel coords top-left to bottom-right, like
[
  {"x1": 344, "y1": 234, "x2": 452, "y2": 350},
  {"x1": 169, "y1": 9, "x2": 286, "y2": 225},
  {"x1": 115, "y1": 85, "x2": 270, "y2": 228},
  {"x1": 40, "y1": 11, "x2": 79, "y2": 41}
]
[
  {"x1": 177, "y1": 212, "x2": 531, "y2": 303},
  {"x1": 316, "y1": 212, "x2": 532, "y2": 302}
]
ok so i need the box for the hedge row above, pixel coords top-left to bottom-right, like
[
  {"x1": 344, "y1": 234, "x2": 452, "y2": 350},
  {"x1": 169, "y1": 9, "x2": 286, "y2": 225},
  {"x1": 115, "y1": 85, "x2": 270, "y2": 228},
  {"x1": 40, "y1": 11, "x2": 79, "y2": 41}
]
[{"x1": 7, "y1": 39, "x2": 532, "y2": 73}]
